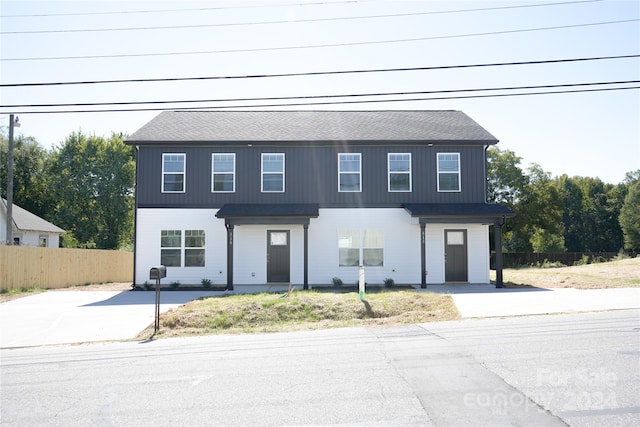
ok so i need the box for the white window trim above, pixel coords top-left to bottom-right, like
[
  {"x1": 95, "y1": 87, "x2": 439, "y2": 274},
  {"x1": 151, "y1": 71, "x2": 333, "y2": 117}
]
[
  {"x1": 338, "y1": 153, "x2": 362, "y2": 193},
  {"x1": 437, "y1": 152, "x2": 461, "y2": 193},
  {"x1": 184, "y1": 230, "x2": 206, "y2": 267},
  {"x1": 261, "y1": 153, "x2": 285, "y2": 193},
  {"x1": 387, "y1": 153, "x2": 412, "y2": 192},
  {"x1": 338, "y1": 229, "x2": 384, "y2": 267},
  {"x1": 162, "y1": 153, "x2": 186, "y2": 193},
  {"x1": 212, "y1": 153, "x2": 236, "y2": 193}
]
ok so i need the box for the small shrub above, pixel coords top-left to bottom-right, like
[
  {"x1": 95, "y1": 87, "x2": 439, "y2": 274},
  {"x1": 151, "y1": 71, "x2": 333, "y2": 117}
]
[
  {"x1": 143, "y1": 281, "x2": 153, "y2": 291},
  {"x1": 573, "y1": 254, "x2": 590, "y2": 266},
  {"x1": 201, "y1": 278, "x2": 212, "y2": 289},
  {"x1": 170, "y1": 281, "x2": 180, "y2": 289},
  {"x1": 613, "y1": 251, "x2": 630, "y2": 261},
  {"x1": 332, "y1": 277, "x2": 343, "y2": 287},
  {"x1": 384, "y1": 278, "x2": 395, "y2": 288}
]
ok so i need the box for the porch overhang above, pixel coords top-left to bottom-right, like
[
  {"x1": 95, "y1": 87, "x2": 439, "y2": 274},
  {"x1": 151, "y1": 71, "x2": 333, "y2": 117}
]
[
  {"x1": 403, "y1": 203, "x2": 515, "y2": 225},
  {"x1": 216, "y1": 203, "x2": 320, "y2": 226}
]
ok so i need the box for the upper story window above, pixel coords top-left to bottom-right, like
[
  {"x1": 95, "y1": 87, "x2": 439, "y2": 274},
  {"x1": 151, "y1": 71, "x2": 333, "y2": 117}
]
[
  {"x1": 261, "y1": 153, "x2": 285, "y2": 192},
  {"x1": 162, "y1": 153, "x2": 185, "y2": 193},
  {"x1": 388, "y1": 153, "x2": 412, "y2": 192},
  {"x1": 212, "y1": 153, "x2": 235, "y2": 192},
  {"x1": 437, "y1": 153, "x2": 461, "y2": 192},
  {"x1": 338, "y1": 153, "x2": 361, "y2": 192}
]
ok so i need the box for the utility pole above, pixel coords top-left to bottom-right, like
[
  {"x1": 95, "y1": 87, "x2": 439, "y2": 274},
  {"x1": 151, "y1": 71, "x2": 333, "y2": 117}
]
[{"x1": 5, "y1": 114, "x2": 19, "y2": 245}]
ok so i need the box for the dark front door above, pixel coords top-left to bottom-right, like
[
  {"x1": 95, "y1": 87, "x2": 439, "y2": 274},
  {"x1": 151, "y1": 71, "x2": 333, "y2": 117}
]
[
  {"x1": 445, "y1": 229, "x2": 468, "y2": 282},
  {"x1": 267, "y1": 230, "x2": 290, "y2": 283}
]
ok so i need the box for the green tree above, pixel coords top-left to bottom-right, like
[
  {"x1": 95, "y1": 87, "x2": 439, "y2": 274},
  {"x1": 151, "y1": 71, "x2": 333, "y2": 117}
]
[
  {"x1": 0, "y1": 133, "x2": 53, "y2": 219},
  {"x1": 520, "y1": 164, "x2": 565, "y2": 252},
  {"x1": 486, "y1": 147, "x2": 530, "y2": 252},
  {"x1": 47, "y1": 132, "x2": 135, "y2": 249},
  {"x1": 619, "y1": 180, "x2": 640, "y2": 250}
]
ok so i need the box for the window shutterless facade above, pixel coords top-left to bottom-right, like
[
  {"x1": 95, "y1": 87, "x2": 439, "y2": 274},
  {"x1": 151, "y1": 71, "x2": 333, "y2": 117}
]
[
  {"x1": 338, "y1": 229, "x2": 360, "y2": 266},
  {"x1": 160, "y1": 229, "x2": 205, "y2": 267},
  {"x1": 261, "y1": 153, "x2": 285, "y2": 192},
  {"x1": 162, "y1": 153, "x2": 186, "y2": 193},
  {"x1": 160, "y1": 230, "x2": 182, "y2": 266},
  {"x1": 437, "y1": 153, "x2": 461, "y2": 192},
  {"x1": 388, "y1": 153, "x2": 412, "y2": 192},
  {"x1": 338, "y1": 153, "x2": 361, "y2": 192},
  {"x1": 363, "y1": 230, "x2": 384, "y2": 266},
  {"x1": 212, "y1": 153, "x2": 235, "y2": 192},
  {"x1": 185, "y1": 230, "x2": 205, "y2": 267},
  {"x1": 338, "y1": 229, "x2": 384, "y2": 267}
]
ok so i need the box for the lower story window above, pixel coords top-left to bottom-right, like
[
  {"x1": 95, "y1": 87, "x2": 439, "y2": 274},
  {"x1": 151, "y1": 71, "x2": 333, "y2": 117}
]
[
  {"x1": 338, "y1": 229, "x2": 384, "y2": 267},
  {"x1": 160, "y1": 229, "x2": 206, "y2": 267},
  {"x1": 363, "y1": 230, "x2": 384, "y2": 266},
  {"x1": 185, "y1": 230, "x2": 205, "y2": 267},
  {"x1": 161, "y1": 230, "x2": 181, "y2": 267}
]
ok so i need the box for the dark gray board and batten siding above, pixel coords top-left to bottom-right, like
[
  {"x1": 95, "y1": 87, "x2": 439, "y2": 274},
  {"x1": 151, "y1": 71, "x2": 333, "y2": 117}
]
[{"x1": 133, "y1": 143, "x2": 489, "y2": 208}]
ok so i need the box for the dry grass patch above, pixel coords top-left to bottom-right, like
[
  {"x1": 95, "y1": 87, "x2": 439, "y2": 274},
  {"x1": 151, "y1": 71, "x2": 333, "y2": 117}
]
[
  {"x1": 136, "y1": 290, "x2": 459, "y2": 339},
  {"x1": 492, "y1": 257, "x2": 640, "y2": 289}
]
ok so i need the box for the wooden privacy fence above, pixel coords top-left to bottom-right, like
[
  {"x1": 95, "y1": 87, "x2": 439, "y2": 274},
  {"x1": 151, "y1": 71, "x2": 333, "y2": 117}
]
[{"x1": 0, "y1": 246, "x2": 133, "y2": 291}]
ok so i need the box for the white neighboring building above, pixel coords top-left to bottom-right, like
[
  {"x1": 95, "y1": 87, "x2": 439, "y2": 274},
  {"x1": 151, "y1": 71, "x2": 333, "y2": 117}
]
[{"x1": 1, "y1": 198, "x2": 65, "y2": 247}]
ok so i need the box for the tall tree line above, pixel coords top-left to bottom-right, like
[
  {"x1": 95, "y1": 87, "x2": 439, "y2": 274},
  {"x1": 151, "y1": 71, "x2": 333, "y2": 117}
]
[
  {"x1": 1, "y1": 131, "x2": 135, "y2": 250},
  {"x1": 487, "y1": 147, "x2": 640, "y2": 253},
  {"x1": 1, "y1": 132, "x2": 638, "y2": 252}
]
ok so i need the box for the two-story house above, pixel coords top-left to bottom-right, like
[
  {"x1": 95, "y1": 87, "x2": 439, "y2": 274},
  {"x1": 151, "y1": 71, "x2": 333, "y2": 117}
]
[{"x1": 126, "y1": 110, "x2": 514, "y2": 290}]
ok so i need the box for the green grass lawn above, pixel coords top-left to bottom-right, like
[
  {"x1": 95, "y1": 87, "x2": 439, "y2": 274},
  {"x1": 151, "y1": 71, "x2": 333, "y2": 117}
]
[{"x1": 136, "y1": 290, "x2": 459, "y2": 339}]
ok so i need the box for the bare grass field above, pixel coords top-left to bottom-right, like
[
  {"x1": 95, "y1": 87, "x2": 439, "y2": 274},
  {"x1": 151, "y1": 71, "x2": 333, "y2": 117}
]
[{"x1": 493, "y1": 256, "x2": 640, "y2": 289}]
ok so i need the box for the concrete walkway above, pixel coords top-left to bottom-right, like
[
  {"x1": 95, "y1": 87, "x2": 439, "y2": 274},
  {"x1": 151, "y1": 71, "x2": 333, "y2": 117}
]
[
  {"x1": 423, "y1": 284, "x2": 640, "y2": 318},
  {"x1": 1, "y1": 286, "x2": 639, "y2": 348}
]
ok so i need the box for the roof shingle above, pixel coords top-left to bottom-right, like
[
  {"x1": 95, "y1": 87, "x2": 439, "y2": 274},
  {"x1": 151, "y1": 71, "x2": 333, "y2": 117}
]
[{"x1": 126, "y1": 110, "x2": 497, "y2": 144}]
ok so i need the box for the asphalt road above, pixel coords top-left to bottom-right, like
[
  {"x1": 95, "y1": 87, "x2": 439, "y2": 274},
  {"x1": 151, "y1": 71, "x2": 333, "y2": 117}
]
[{"x1": 1, "y1": 310, "x2": 638, "y2": 426}]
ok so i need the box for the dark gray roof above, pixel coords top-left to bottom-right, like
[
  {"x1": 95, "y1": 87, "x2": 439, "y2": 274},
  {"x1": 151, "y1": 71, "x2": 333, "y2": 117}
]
[
  {"x1": 2, "y1": 199, "x2": 66, "y2": 233},
  {"x1": 126, "y1": 110, "x2": 497, "y2": 144},
  {"x1": 404, "y1": 203, "x2": 514, "y2": 218}
]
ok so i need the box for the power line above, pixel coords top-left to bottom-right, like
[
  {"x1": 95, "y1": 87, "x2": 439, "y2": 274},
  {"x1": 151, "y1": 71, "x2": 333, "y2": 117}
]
[
  {"x1": 1, "y1": 1, "x2": 600, "y2": 34},
  {"x1": 0, "y1": 0, "x2": 374, "y2": 18},
  {"x1": 3, "y1": 80, "x2": 638, "y2": 108},
  {"x1": 2, "y1": 81, "x2": 637, "y2": 114},
  {"x1": 3, "y1": 55, "x2": 637, "y2": 88},
  {"x1": 4, "y1": 19, "x2": 637, "y2": 62}
]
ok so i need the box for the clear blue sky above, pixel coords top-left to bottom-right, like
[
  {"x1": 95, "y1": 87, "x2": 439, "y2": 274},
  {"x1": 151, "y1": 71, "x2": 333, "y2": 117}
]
[{"x1": 1, "y1": 0, "x2": 638, "y2": 184}]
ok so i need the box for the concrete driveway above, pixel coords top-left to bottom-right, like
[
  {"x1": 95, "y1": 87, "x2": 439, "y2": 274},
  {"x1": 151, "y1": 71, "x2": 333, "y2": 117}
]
[
  {"x1": 1, "y1": 286, "x2": 639, "y2": 348},
  {"x1": 0, "y1": 290, "x2": 212, "y2": 348}
]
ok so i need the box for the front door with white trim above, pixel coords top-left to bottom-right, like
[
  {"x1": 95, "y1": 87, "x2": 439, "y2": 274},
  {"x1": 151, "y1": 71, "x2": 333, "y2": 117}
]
[
  {"x1": 267, "y1": 230, "x2": 290, "y2": 283},
  {"x1": 445, "y1": 229, "x2": 468, "y2": 282}
]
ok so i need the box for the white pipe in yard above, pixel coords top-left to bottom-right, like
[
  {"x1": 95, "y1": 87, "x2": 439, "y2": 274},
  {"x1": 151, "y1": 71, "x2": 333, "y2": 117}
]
[{"x1": 358, "y1": 265, "x2": 365, "y2": 301}]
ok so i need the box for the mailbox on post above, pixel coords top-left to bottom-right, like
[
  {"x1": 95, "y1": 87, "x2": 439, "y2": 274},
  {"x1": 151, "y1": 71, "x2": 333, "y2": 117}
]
[
  {"x1": 149, "y1": 265, "x2": 166, "y2": 280},
  {"x1": 149, "y1": 265, "x2": 166, "y2": 333}
]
